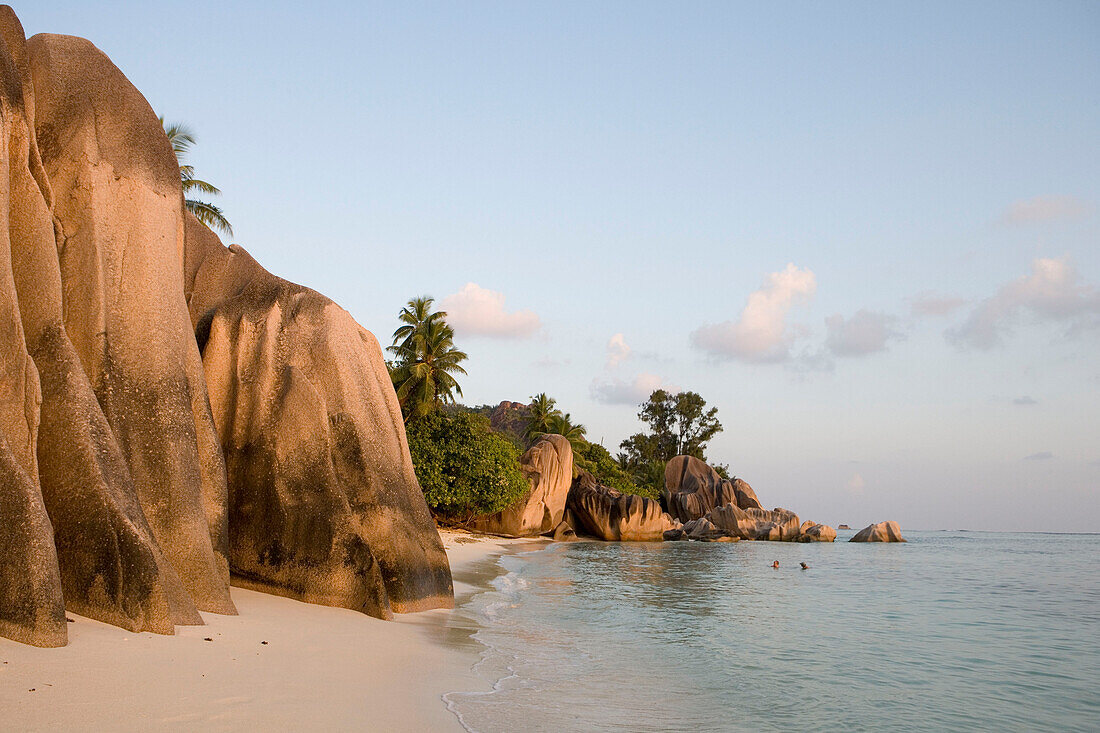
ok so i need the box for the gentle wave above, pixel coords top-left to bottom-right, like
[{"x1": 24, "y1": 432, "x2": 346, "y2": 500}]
[{"x1": 446, "y1": 531, "x2": 1100, "y2": 732}]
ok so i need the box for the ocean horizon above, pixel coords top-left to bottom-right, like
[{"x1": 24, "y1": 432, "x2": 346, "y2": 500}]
[{"x1": 435, "y1": 530, "x2": 1100, "y2": 732}]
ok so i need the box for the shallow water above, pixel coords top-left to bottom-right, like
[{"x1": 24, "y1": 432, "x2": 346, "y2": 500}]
[{"x1": 443, "y1": 531, "x2": 1100, "y2": 732}]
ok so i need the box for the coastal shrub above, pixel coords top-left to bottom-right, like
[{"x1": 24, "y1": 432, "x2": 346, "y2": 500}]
[{"x1": 405, "y1": 412, "x2": 529, "y2": 522}]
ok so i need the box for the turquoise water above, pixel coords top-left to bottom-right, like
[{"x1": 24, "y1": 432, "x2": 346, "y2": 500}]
[{"x1": 444, "y1": 531, "x2": 1100, "y2": 732}]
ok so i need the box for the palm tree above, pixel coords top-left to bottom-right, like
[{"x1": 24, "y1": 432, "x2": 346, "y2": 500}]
[
  {"x1": 388, "y1": 300, "x2": 467, "y2": 421},
  {"x1": 388, "y1": 296, "x2": 444, "y2": 360},
  {"x1": 524, "y1": 393, "x2": 561, "y2": 442},
  {"x1": 545, "y1": 412, "x2": 587, "y2": 453},
  {"x1": 160, "y1": 118, "x2": 233, "y2": 236}
]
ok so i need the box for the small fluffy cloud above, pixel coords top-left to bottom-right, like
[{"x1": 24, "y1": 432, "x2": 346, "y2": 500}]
[
  {"x1": 825, "y1": 309, "x2": 903, "y2": 357},
  {"x1": 998, "y1": 195, "x2": 1090, "y2": 226},
  {"x1": 910, "y1": 292, "x2": 967, "y2": 317},
  {"x1": 1012, "y1": 396, "x2": 1038, "y2": 406},
  {"x1": 441, "y1": 283, "x2": 541, "y2": 339},
  {"x1": 1024, "y1": 451, "x2": 1053, "y2": 461},
  {"x1": 606, "y1": 333, "x2": 631, "y2": 368},
  {"x1": 846, "y1": 473, "x2": 865, "y2": 495},
  {"x1": 691, "y1": 263, "x2": 816, "y2": 363},
  {"x1": 946, "y1": 257, "x2": 1100, "y2": 349},
  {"x1": 590, "y1": 373, "x2": 678, "y2": 406}
]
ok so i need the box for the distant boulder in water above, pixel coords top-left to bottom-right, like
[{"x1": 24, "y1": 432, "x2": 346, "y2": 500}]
[
  {"x1": 566, "y1": 470, "x2": 677, "y2": 541},
  {"x1": 662, "y1": 455, "x2": 761, "y2": 523},
  {"x1": 470, "y1": 434, "x2": 574, "y2": 537},
  {"x1": 798, "y1": 521, "x2": 837, "y2": 542},
  {"x1": 850, "y1": 521, "x2": 906, "y2": 542}
]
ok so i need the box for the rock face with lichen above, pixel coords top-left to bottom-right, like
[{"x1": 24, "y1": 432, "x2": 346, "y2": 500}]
[
  {"x1": 0, "y1": 6, "x2": 452, "y2": 646},
  {"x1": 850, "y1": 521, "x2": 906, "y2": 542},
  {"x1": 469, "y1": 434, "x2": 574, "y2": 538},
  {"x1": 566, "y1": 470, "x2": 678, "y2": 541},
  {"x1": 663, "y1": 455, "x2": 762, "y2": 523}
]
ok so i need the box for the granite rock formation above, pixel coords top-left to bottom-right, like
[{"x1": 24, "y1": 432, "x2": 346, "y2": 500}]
[
  {"x1": 850, "y1": 521, "x2": 906, "y2": 543},
  {"x1": 470, "y1": 434, "x2": 573, "y2": 537},
  {"x1": 662, "y1": 455, "x2": 761, "y2": 523},
  {"x1": 0, "y1": 7, "x2": 452, "y2": 645},
  {"x1": 28, "y1": 30, "x2": 235, "y2": 617},
  {"x1": 184, "y1": 215, "x2": 453, "y2": 618},
  {"x1": 706, "y1": 504, "x2": 802, "y2": 541},
  {"x1": 681, "y1": 517, "x2": 738, "y2": 542},
  {"x1": 798, "y1": 521, "x2": 837, "y2": 542},
  {"x1": 566, "y1": 470, "x2": 677, "y2": 541}
]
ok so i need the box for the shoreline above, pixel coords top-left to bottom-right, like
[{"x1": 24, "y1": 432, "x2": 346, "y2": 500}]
[{"x1": 0, "y1": 529, "x2": 543, "y2": 732}]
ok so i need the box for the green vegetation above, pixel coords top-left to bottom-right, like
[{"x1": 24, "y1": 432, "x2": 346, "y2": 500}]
[
  {"x1": 617, "y1": 389, "x2": 723, "y2": 495},
  {"x1": 387, "y1": 297, "x2": 468, "y2": 422},
  {"x1": 160, "y1": 118, "x2": 232, "y2": 236},
  {"x1": 384, "y1": 297, "x2": 722, "y2": 516},
  {"x1": 405, "y1": 412, "x2": 528, "y2": 523}
]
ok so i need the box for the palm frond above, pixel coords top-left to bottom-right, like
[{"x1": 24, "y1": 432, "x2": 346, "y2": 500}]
[{"x1": 185, "y1": 199, "x2": 233, "y2": 236}]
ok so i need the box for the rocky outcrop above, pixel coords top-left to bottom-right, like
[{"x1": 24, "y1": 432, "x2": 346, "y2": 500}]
[
  {"x1": 2, "y1": 10, "x2": 202, "y2": 637},
  {"x1": 28, "y1": 30, "x2": 235, "y2": 616},
  {"x1": 662, "y1": 455, "x2": 761, "y2": 523},
  {"x1": 0, "y1": 6, "x2": 453, "y2": 646},
  {"x1": 184, "y1": 215, "x2": 453, "y2": 618},
  {"x1": 566, "y1": 470, "x2": 677, "y2": 541},
  {"x1": 470, "y1": 434, "x2": 573, "y2": 537},
  {"x1": 798, "y1": 521, "x2": 837, "y2": 542},
  {"x1": 850, "y1": 521, "x2": 906, "y2": 543},
  {"x1": 488, "y1": 400, "x2": 530, "y2": 439},
  {"x1": 706, "y1": 504, "x2": 802, "y2": 541}
]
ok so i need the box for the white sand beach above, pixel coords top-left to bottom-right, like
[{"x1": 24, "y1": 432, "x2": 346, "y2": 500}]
[{"x1": 0, "y1": 530, "x2": 543, "y2": 732}]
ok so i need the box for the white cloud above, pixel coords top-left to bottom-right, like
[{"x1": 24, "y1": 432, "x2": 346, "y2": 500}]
[
  {"x1": 824, "y1": 309, "x2": 903, "y2": 357},
  {"x1": 691, "y1": 263, "x2": 817, "y2": 363},
  {"x1": 590, "y1": 373, "x2": 679, "y2": 406},
  {"x1": 441, "y1": 283, "x2": 541, "y2": 339},
  {"x1": 946, "y1": 257, "x2": 1100, "y2": 349},
  {"x1": 998, "y1": 195, "x2": 1090, "y2": 226},
  {"x1": 1024, "y1": 451, "x2": 1053, "y2": 461},
  {"x1": 606, "y1": 333, "x2": 631, "y2": 368},
  {"x1": 846, "y1": 473, "x2": 865, "y2": 495},
  {"x1": 910, "y1": 292, "x2": 967, "y2": 317},
  {"x1": 1012, "y1": 396, "x2": 1038, "y2": 406}
]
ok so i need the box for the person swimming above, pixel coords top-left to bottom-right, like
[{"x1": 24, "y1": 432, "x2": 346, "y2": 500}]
[
  {"x1": 772, "y1": 560, "x2": 779, "y2": 569},
  {"x1": 800, "y1": 562, "x2": 809, "y2": 570}
]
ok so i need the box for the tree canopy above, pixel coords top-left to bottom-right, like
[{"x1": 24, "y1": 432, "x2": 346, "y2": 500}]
[
  {"x1": 618, "y1": 389, "x2": 723, "y2": 492},
  {"x1": 387, "y1": 296, "x2": 468, "y2": 421}
]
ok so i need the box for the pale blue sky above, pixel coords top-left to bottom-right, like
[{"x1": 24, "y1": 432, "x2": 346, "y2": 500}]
[{"x1": 20, "y1": 2, "x2": 1100, "y2": 531}]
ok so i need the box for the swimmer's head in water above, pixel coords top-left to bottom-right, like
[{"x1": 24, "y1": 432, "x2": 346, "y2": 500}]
[
  {"x1": 772, "y1": 560, "x2": 780, "y2": 568},
  {"x1": 800, "y1": 562, "x2": 809, "y2": 569}
]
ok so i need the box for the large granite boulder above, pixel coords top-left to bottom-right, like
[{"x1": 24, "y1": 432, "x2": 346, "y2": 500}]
[
  {"x1": 27, "y1": 31, "x2": 234, "y2": 615},
  {"x1": 184, "y1": 215, "x2": 453, "y2": 618},
  {"x1": 681, "y1": 517, "x2": 737, "y2": 542},
  {"x1": 565, "y1": 470, "x2": 677, "y2": 541},
  {"x1": 850, "y1": 521, "x2": 906, "y2": 543},
  {"x1": 662, "y1": 455, "x2": 762, "y2": 522},
  {"x1": 2, "y1": 10, "x2": 201, "y2": 636},
  {"x1": 469, "y1": 434, "x2": 573, "y2": 537},
  {"x1": 798, "y1": 521, "x2": 837, "y2": 542},
  {"x1": 706, "y1": 504, "x2": 801, "y2": 541}
]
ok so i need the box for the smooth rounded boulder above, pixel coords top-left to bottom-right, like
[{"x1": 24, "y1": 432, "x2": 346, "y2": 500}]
[
  {"x1": 663, "y1": 455, "x2": 762, "y2": 523},
  {"x1": 184, "y1": 214, "x2": 453, "y2": 618},
  {"x1": 850, "y1": 521, "x2": 906, "y2": 542},
  {"x1": 470, "y1": 434, "x2": 573, "y2": 537},
  {"x1": 798, "y1": 521, "x2": 837, "y2": 542}
]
